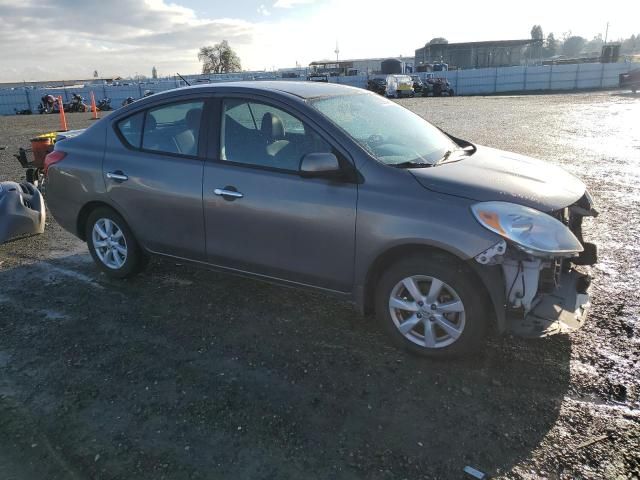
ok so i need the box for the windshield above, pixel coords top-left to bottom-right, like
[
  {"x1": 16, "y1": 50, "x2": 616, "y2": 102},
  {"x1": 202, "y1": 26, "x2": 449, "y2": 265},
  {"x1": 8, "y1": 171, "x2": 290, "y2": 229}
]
[{"x1": 309, "y1": 92, "x2": 458, "y2": 166}]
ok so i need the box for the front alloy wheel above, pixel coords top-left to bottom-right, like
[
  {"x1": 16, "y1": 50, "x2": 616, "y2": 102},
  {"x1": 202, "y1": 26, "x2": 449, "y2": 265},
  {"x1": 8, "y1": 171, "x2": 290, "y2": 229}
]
[
  {"x1": 389, "y1": 275, "x2": 465, "y2": 349},
  {"x1": 375, "y1": 254, "x2": 487, "y2": 357}
]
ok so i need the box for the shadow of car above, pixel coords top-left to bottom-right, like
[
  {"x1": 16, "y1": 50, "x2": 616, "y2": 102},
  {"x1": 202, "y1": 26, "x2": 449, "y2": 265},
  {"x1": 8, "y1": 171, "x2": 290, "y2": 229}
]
[{"x1": 0, "y1": 252, "x2": 572, "y2": 478}]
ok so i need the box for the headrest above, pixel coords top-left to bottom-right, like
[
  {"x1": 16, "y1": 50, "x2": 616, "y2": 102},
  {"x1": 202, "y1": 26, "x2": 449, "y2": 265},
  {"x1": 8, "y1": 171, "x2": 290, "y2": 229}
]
[
  {"x1": 260, "y1": 112, "x2": 285, "y2": 140},
  {"x1": 185, "y1": 108, "x2": 202, "y2": 130}
]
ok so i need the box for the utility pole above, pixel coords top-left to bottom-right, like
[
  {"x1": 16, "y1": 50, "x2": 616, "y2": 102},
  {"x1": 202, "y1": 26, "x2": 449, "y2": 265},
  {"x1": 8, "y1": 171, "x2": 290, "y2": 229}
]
[
  {"x1": 604, "y1": 21, "x2": 610, "y2": 45},
  {"x1": 334, "y1": 41, "x2": 340, "y2": 63}
]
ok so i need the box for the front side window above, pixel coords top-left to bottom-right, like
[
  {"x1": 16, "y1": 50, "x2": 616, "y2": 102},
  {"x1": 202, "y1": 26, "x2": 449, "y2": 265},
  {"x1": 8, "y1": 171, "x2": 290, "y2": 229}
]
[
  {"x1": 141, "y1": 101, "x2": 204, "y2": 156},
  {"x1": 310, "y1": 92, "x2": 457, "y2": 167},
  {"x1": 220, "y1": 99, "x2": 332, "y2": 172}
]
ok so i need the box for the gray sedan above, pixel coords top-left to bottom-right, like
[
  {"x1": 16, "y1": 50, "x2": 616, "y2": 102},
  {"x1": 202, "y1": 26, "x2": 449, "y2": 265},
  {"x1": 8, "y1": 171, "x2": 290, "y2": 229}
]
[{"x1": 44, "y1": 82, "x2": 597, "y2": 356}]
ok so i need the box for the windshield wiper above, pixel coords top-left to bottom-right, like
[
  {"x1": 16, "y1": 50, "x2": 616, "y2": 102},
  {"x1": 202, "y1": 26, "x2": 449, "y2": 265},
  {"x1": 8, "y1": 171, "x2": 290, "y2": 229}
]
[
  {"x1": 435, "y1": 150, "x2": 454, "y2": 165},
  {"x1": 390, "y1": 160, "x2": 433, "y2": 169},
  {"x1": 435, "y1": 148, "x2": 467, "y2": 165}
]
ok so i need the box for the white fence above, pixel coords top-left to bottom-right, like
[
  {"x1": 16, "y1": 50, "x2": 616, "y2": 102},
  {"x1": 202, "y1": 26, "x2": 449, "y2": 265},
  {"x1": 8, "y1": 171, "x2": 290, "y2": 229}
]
[
  {"x1": 0, "y1": 62, "x2": 633, "y2": 115},
  {"x1": 429, "y1": 62, "x2": 632, "y2": 96}
]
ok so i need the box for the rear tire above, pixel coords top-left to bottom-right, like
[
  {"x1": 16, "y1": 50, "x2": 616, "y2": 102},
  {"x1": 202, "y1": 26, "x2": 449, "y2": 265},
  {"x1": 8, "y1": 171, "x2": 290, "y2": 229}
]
[
  {"x1": 85, "y1": 207, "x2": 146, "y2": 278},
  {"x1": 375, "y1": 253, "x2": 488, "y2": 357}
]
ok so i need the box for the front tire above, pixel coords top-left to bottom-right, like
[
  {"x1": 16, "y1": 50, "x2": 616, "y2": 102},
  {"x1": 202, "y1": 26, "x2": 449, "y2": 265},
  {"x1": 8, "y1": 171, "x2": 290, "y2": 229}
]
[
  {"x1": 86, "y1": 207, "x2": 146, "y2": 278},
  {"x1": 375, "y1": 254, "x2": 487, "y2": 357}
]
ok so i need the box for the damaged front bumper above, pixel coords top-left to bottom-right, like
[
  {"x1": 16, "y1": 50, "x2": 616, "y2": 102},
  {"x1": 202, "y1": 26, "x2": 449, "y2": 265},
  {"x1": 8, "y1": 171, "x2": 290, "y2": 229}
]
[
  {"x1": 475, "y1": 192, "x2": 598, "y2": 338},
  {"x1": 0, "y1": 181, "x2": 46, "y2": 244},
  {"x1": 510, "y1": 267, "x2": 591, "y2": 337}
]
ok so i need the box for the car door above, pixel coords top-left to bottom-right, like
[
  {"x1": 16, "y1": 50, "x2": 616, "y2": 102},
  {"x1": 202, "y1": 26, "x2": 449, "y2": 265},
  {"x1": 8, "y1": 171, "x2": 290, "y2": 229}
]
[
  {"x1": 104, "y1": 98, "x2": 208, "y2": 261},
  {"x1": 202, "y1": 96, "x2": 358, "y2": 292}
]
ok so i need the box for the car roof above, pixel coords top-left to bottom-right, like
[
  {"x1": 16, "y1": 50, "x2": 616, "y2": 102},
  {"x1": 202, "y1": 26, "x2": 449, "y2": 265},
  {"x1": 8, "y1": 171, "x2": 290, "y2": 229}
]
[{"x1": 157, "y1": 81, "x2": 365, "y2": 100}]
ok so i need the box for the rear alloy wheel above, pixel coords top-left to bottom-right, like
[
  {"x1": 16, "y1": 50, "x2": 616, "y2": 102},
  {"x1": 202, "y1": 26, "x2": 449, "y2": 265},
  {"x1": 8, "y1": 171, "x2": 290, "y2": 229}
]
[
  {"x1": 375, "y1": 255, "x2": 487, "y2": 357},
  {"x1": 86, "y1": 207, "x2": 146, "y2": 278},
  {"x1": 92, "y1": 218, "x2": 128, "y2": 269}
]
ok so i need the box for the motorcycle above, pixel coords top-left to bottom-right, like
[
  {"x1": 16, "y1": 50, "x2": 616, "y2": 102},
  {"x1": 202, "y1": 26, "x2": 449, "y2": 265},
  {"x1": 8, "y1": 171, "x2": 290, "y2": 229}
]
[
  {"x1": 96, "y1": 97, "x2": 112, "y2": 111},
  {"x1": 68, "y1": 93, "x2": 88, "y2": 113},
  {"x1": 38, "y1": 94, "x2": 57, "y2": 114},
  {"x1": 121, "y1": 96, "x2": 135, "y2": 107}
]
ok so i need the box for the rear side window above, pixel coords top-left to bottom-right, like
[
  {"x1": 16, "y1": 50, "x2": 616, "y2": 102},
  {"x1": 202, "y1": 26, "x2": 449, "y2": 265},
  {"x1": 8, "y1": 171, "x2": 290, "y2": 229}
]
[
  {"x1": 142, "y1": 101, "x2": 204, "y2": 156},
  {"x1": 117, "y1": 112, "x2": 144, "y2": 148}
]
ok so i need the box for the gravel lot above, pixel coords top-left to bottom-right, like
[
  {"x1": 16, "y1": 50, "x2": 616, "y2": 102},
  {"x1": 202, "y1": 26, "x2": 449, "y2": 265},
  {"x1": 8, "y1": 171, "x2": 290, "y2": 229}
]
[{"x1": 0, "y1": 91, "x2": 638, "y2": 479}]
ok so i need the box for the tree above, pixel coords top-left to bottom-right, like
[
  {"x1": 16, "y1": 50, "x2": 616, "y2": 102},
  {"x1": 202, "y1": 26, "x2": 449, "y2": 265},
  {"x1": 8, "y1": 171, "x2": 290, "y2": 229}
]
[
  {"x1": 584, "y1": 34, "x2": 603, "y2": 55},
  {"x1": 562, "y1": 36, "x2": 586, "y2": 57},
  {"x1": 528, "y1": 25, "x2": 544, "y2": 59},
  {"x1": 93, "y1": 70, "x2": 98, "y2": 78},
  {"x1": 544, "y1": 33, "x2": 558, "y2": 57},
  {"x1": 530, "y1": 25, "x2": 543, "y2": 41},
  {"x1": 621, "y1": 34, "x2": 639, "y2": 53},
  {"x1": 198, "y1": 41, "x2": 242, "y2": 74},
  {"x1": 428, "y1": 37, "x2": 448, "y2": 45},
  {"x1": 152, "y1": 66, "x2": 158, "y2": 79}
]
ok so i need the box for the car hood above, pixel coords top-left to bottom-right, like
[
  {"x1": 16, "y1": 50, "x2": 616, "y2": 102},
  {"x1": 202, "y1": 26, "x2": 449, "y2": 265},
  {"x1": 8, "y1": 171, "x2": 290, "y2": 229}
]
[{"x1": 410, "y1": 145, "x2": 585, "y2": 212}]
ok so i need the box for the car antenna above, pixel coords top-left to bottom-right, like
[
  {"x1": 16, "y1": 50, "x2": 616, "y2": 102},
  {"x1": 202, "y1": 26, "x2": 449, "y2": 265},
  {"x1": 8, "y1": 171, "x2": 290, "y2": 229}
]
[{"x1": 176, "y1": 73, "x2": 191, "y2": 86}]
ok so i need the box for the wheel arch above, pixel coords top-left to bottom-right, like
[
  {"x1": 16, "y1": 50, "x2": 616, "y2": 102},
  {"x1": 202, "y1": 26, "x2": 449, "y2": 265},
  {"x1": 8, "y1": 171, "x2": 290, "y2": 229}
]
[
  {"x1": 76, "y1": 200, "x2": 134, "y2": 243},
  {"x1": 362, "y1": 243, "x2": 505, "y2": 333}
]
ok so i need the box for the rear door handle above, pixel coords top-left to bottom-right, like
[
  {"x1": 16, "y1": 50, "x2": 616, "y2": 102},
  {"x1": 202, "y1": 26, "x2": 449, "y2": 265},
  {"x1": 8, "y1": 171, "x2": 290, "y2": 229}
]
[
  {"x1": 106, "y1": 171, "x2": 128, "y2": 182},
  {"x1": 214, "y1": 188, "x2": 243, "y2": 199}
]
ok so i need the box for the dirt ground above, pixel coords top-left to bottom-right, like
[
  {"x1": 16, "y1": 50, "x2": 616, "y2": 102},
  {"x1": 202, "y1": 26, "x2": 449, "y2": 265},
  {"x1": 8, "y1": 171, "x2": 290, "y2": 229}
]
[{"x1": 0, "y1": 91, "x2": 638, "y2": 480}]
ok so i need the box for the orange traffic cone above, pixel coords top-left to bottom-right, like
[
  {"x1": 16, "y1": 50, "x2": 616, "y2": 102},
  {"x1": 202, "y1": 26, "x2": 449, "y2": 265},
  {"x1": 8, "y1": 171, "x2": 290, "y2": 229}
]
[
  {"x1": 90, "y1": 91, "x2": 99, "y2": 120},
  {"x1": 57, "y1": 96, "x2": 68, "y2": 131}
]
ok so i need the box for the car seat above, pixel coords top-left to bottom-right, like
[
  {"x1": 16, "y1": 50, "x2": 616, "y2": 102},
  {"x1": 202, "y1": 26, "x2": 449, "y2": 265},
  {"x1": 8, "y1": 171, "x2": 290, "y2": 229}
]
[
  {"x1": 173, "y1": 108, "x2": 202, "y2": 156},
  {"x1": 261, "y1": 112, "x2": 289, "y2": 157}
]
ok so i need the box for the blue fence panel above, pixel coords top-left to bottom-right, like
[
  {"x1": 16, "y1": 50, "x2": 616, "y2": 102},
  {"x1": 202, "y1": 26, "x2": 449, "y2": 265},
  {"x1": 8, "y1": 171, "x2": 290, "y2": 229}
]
[{"x1": 0, "y1": 63, "x2": 634, "y2": 115}]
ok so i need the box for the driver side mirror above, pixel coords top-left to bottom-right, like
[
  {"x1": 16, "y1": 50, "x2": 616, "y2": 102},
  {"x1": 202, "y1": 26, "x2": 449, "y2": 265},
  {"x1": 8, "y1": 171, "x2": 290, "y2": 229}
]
[{"x1": 299, "y1": 152, "x2": 342, "y2": 178}]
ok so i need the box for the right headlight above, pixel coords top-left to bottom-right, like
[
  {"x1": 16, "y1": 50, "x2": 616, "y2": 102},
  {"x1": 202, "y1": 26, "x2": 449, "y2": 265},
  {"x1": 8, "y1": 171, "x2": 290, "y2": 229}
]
[{"x1": 471, "y1": 201, "x2": 583, "y2": 257}]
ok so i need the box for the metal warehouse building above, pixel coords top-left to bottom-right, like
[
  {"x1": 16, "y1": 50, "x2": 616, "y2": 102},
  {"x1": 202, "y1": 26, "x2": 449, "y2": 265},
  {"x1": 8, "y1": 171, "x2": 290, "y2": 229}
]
[{"x1": 415, "y1": 39, "x2": 535, "y2": 70}]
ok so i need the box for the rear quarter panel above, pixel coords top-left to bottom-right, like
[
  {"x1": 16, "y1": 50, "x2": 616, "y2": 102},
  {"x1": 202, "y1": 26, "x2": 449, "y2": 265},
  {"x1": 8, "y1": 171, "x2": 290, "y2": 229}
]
[{"x1": 46, "y1": 120, "x2": 108, "y2": 238}]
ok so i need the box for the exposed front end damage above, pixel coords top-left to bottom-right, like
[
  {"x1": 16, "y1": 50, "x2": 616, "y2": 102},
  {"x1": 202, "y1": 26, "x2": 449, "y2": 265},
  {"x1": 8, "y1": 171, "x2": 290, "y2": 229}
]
[
  {"x1": 474, "y1": 193, "x2": 598, "y2": 337},
  {"x1": 0, "y1": 181, "x2": 46, "y2": 244}
]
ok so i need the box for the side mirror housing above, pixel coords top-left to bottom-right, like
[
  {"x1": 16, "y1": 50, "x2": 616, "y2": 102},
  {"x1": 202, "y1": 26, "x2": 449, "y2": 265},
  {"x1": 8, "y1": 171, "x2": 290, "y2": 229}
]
[{"x1": 299, "y1": 152, "x2": 342, "y2": 178}]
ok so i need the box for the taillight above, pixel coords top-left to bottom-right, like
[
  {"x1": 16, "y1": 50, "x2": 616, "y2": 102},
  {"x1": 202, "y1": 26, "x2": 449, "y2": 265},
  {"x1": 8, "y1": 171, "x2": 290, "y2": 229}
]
[{"x1": 44, "y1": 151, "x2": 66, "y2": 174}]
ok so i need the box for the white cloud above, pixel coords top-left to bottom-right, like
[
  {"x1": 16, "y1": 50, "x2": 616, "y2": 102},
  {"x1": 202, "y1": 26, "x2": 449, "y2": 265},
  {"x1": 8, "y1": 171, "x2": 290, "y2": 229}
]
[
  {"x1": 257, "y1": 4, "x2": 271, "y2": 15},
  {"x1": 0, "y1": 0, "x2": 638, "y2": 82},
  {"x1": 0, "y1": 0, "x2": 257, "y2": 81},
  {"x1": 273, "y1": 0, "x2": 315, "y2": 8}
]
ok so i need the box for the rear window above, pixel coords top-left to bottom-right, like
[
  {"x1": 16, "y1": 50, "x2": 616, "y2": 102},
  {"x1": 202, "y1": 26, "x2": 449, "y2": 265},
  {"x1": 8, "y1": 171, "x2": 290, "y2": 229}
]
[
  {"x1": 116, "y1": 112, "x2": 144, "y2": 148},
  {"x1": 115, "y1": 101, "x2": 204, "y2": 157},
  {"x1": 142, "y1": 101, "x2": 204, "y2": 156}
]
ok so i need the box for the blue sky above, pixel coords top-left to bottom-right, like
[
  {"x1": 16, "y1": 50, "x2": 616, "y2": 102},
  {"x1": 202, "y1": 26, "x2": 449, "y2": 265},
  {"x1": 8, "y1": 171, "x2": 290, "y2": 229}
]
[{"x1": 0, "y1": 0, "x2": 638, "y2": 82}]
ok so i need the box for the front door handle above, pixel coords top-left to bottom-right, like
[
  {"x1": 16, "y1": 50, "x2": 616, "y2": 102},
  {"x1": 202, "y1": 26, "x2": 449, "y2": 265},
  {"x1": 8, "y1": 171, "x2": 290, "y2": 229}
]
[
  {"x1": 106, "y1": 171, "x2": 128, "y2": 182},
  {"x1": 214, "y1": 188, "x2": 243, "y2": 200}
]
